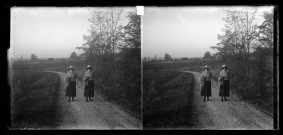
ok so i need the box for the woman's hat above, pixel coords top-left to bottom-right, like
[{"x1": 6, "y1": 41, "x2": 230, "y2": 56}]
[
  {"x1": 222, "y1": 65, "x2": 228, "y2": 69},
  {"x1": 87, "y1": 65, "x2": 92, "y2": 69},
  {"x1": 204, "y1": 65, "x2": 209, "y2": 69},
  {"x1": 69, "y1": 66, "x2": 73, "y2": 69}
]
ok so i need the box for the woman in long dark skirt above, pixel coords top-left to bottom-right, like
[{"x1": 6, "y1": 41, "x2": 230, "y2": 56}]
[
  {"x1": 65, "y1": 66, "x2": 77, "y2": 102},
  {"x1": 83, "y1": 65, "x2": 95, "y2": 102},
  {"x1": 200, "y1": 65, "x2": 212, "y2": 101},
  {"x1": 218, "y1": 65, "x2": 229, "y2": 102}
]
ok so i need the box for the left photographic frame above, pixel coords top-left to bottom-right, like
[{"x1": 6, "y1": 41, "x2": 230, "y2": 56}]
[{"x1": 9, "y1": 7, "x2": 142, "y2": 129}]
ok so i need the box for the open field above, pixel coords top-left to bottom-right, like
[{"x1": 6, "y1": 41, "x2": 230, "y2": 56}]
[
  {"x1": 10, "y1": 59, "x2": 141, "y2": 120},
  {"x1": 10, "y1": 71, "x2": 60, "y2": 129},
  {"x1": 143, "y1": 71, "x2": 195, "y2": 128},
  {"x1": 143, "y1": 58, "x2": 273, "y2": 117}
]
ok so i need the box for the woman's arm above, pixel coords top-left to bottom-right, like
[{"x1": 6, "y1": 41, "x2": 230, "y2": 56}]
[
  {"x1": 83, "y1": 72, "x2": 89, "y2": 82},
  {"x1": 65, "y1": 72, "x2": 70, "y2": 87},
  {"x1": 218, "y1": 71, "x2": 223, "y2": 82},
  {"x1": 200, "y1": 73, "x2": 204, "y2": 86}
]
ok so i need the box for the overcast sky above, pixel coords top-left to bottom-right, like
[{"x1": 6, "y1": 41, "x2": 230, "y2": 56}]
[
  {"x1": 9, "y1": 6, "x2": 273, "y2": 59},
  {"x1": 9, "y1": 7, "x2": 135, "y2": 59},
  {"x1": 142, "y1": 6, "x2": 274, "y2": 58}
]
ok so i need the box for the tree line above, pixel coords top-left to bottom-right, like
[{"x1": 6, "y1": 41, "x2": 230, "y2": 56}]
[
  {"x1": 75, "y1": 8, "x2": 141, "y2": 116},
  {"x1": 76, "y1": 8, "x2": 140, "y2": 81},
  {"x1": 211, "y1": 8, "x2": 274, "y2": 113}
]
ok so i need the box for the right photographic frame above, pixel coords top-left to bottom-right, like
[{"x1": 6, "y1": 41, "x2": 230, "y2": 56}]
[{"x1": 142, "y1": 6, "x2": 277, "y2": 129}]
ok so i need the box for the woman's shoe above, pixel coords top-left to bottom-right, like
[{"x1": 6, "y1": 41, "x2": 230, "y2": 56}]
[{"x1": 89, "y1": 98, "x2": 93, "y2": 101}]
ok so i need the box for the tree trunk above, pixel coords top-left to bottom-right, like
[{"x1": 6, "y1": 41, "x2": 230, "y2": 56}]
[
  {"x1": 111, "y1": 10, "x2": 115, "y2": 76},
  {"x1": 102, "y1": 49, "x2": 104, "y2": 78},
  {"x1": 99, "y1": 18, "x2": 104, "y2": 78}
]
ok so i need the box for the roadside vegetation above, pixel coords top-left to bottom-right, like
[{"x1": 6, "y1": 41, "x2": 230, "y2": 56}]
[
  {"x1": 10, "y1": 71, "x2": 60, "y2": 129},
  {"x1": 143, "y1": 8, "x2": 274, "y2": 116},
  {"x1": 143, "y1": 71, "x2": 195, "y2": 128},
  {"x1": 11, "y1": 8, "x2": 141, "y2": 119}
]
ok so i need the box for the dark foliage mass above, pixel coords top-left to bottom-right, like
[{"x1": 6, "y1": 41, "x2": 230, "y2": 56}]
[
  {"x1": 144, "y1": 9, "x2": 274, "y2": 116},
  {"x1": 11, "y1": 72, "x2": 60, "y2": 128},
  {"x1": 143, "y1": 71, "x2": 195, "y2": 128},
  {"x1": 76, "y1": 9, "x2": 141, "y2": 118},
  {"x1": 210, "y1": 9, "x2": 274, "y2": 115}
]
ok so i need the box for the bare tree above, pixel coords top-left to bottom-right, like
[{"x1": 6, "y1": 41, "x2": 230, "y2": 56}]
[
  {"x1": 257, "y1": 10, "x2": 274, "y2": 49},
  {"x1": 123, "y1": 12, "x2": 141, "y2": 60},
  {"x1": 83, "y1": 8, "x2": 124, "y2": 75},
  {"x1": 211, "y1": 7, "x2": 258, "y2": 74}
]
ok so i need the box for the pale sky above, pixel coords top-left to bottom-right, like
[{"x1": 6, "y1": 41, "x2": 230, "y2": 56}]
[
  {"x1": 9, "y1": 7, "x2": 135, "y2": 59},
  {"x1": 9, "y1": 6, "x2": 273, "y2": 59},
  {"x1": 142, "y1": 6, "x2": 274, "y2": 58}
]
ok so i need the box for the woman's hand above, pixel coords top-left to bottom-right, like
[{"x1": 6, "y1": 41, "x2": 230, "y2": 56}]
[
  {"x1": 83, "y1": 76, "x2": 89, "y2": 82},
  {"x1": 85, "y1": 81, "x2": 89, "y2": 86}
]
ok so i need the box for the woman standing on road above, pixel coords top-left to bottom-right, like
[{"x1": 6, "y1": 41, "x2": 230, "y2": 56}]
[
  {"x1": 218, "y1": 65, "x2": 229, "y2": 102},
  {"x1": 65, "y1": 66, "x2": 77, "y2": 102},
  {"x1": 83, "y1": 65, "x2": 95, "y2": 102},
  {"x1": 200, "y1": 65, "x2": 212, "y2": 102}
]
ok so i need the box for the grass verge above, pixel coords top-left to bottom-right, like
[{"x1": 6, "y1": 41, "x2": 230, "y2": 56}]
[
  {"x1": 143, "y1": 71, "x2": 195, "y2": 128},
  {"x1": 11, "y1": 71, "x2": 60, "y2": 129}
]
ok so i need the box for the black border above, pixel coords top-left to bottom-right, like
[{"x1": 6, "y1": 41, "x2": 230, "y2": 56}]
[
  {"x1": 1, "y1": 0, "x2": 279, "y2": 133},
  {"x1": 273, "y1": 5, "x2": 279, "y2": 130}
]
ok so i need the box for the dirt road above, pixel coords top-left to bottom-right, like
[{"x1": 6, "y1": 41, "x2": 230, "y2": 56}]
[
  {"x1": 46, "y1": 71, "x2": 141, "y2": 129},
  {"x1": 182, "y1": 71, "x2": 273, "y2": 130}
]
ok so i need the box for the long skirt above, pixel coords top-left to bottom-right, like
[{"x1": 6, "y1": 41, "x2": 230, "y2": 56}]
[
  {"x1": 219, "y1": 80, "x2": 229, "y2": 97},
  {"x1": 84, "y1": 80, "x2": 94, "y2": 97},
  {"x1": 65, "y1": 81, "x2": 76, "y2": 97},
  {"x1": 201, "y1": 81, "x2": 211, "y2": 96}
]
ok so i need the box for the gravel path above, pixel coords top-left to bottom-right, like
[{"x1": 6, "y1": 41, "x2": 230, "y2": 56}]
[
  {"x1": 182, "y1": 71, "x2": 273, "y2": 130},
  {"x1": 47, "y1": 71, "x2": 141, "y2": 129}
]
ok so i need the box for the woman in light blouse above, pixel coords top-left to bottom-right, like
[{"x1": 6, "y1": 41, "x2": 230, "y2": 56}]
[
  {"x1": 65, "y1": 66, "x2": 77, "y2": 102},
  {"x1": 83, "y1": 65, "x2": 95, "y2": 102},
  {"x1": 218, "y1": 65, "x2": 229, "y2": 102},
  {"x1": 200, "y1": 65, "x2": 212, "y2": 102}
]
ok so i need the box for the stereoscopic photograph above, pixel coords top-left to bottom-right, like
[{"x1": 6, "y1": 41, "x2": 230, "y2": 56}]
[
  {"x1": 9, "y1": 7, "x2": 141, "y2": 129},
  {"x1": 142, "y1": 6, "x2": 275, "y2": 129},
  {"x1": 7, "y1": 5, "x2": 277, "y2": 130}
]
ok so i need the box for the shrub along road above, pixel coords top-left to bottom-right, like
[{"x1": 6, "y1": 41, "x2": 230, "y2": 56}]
[
  {"x1": 45, "y1": 71, "x2": 141, "y2": 129},
  {"x1": 181, "y1": 71, "x2": 273, "y2": 129}
]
